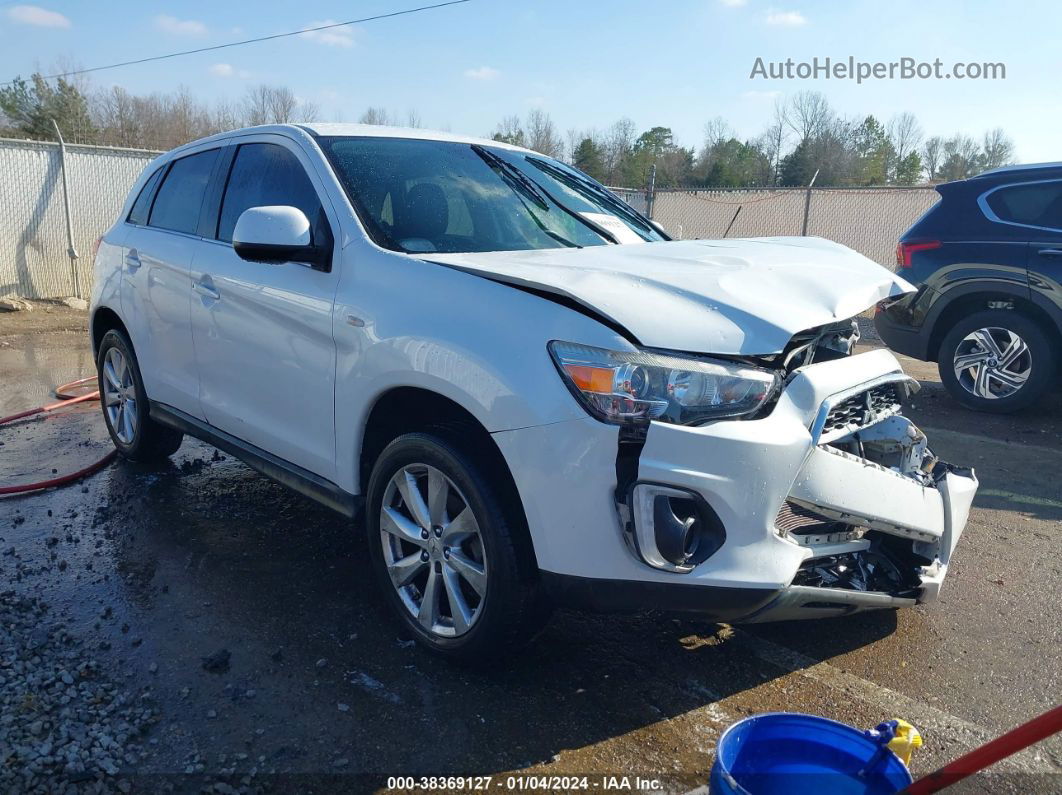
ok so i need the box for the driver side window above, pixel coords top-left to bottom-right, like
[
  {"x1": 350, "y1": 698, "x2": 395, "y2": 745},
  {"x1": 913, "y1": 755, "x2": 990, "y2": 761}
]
[{"x1": 217, "y1": 143, "x2": 328, "y2": 244}]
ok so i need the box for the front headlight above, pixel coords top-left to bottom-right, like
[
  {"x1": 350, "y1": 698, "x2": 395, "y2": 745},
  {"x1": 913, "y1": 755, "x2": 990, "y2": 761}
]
[{"x1": 549, "y1": 341, "x2": 780, "y2": 426}]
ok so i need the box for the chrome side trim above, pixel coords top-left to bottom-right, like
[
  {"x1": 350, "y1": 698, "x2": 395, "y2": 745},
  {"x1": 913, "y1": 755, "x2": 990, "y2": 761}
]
[{"x1": 976, "y1": 177, "x2": 1062, "y2": 234}]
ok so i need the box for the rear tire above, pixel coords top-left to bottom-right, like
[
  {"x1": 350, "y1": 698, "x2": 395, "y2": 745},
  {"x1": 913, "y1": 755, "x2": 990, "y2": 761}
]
[
  {"x1": 364, "y1": 431, "x2": 549, "y2": 663},
  {"x1": 937, "y1": 309, "x2": 1055, "y2": 413},
  {"x1": 97, "y1": 329, "x2": 183, "y2": 461}
]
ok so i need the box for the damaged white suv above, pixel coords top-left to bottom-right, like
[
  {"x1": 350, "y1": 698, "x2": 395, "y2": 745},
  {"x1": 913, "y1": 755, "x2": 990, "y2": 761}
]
[{"x1": 91, "y1": 124, "x2": 977, "y2": 660}]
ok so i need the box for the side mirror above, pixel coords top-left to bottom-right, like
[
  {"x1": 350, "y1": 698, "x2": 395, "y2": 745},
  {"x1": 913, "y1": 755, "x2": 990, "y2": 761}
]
[
  {"x1": 232, "y1": 206, "x2": 328, "y2": 268},
  {"x1": 649, "y1": 220, "x2": 669, "y2": 237}
]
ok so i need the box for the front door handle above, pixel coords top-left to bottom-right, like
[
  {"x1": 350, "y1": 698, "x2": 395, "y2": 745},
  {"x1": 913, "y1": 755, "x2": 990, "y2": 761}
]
[
  {"x1": 1036, "y1": 248, "x2": 1062, "y2": 258},
  {"x1": 125, "y1": 248, "x2": 141, "y2": 270},
  {"x1": 193, "y1": 278, "x2": 220, "y2": 300}
]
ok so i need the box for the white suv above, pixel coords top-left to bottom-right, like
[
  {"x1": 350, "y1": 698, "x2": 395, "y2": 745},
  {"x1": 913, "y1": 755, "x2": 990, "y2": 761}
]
[{"x1": 91, "y1": 124, "x2": 977, "y2": 660}]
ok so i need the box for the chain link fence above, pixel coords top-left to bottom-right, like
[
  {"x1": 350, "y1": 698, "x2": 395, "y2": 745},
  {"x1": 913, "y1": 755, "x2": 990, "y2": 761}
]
[
  {"x1": 0, "y1": 138, "x2": 159, "y2": 300},
  {"x1": 1, "y1": 135, "x2": 941, "y2": 300},
  {"x1": 647, "y1": 186, "x2": 940, "y2": 268}
]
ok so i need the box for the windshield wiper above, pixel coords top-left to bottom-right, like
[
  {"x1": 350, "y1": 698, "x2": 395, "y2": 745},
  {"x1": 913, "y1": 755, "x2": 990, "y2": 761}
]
[
  {"x1": 472, "y1": 144, "x2": 619, "y2": 245},
  {"x1": 527, "y1": 157, "x2": 660, "y2": 239},
  {"x1": 472, "y1": 144, "x2": 549, "y2": 209},
  {"x1": 472, "y1": 146, "x2": 579, "y2": 248}
]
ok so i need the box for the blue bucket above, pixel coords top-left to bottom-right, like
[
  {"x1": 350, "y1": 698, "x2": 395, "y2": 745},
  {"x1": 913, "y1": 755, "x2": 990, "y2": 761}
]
[{"x1": 709, "y1": 713, "x2": 913, "y2": 795}]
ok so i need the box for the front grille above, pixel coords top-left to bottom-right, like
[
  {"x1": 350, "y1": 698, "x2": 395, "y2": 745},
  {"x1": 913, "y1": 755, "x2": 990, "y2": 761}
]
[
  {"x1": 820, "y1": 383, "x2": 902, "y2": 439},
  {"x1": 776, "y1": 501, "x2": 842, "y2": 535},
  {"x1": 775, "y1": 501, "x2": 866, "y2": 545}
]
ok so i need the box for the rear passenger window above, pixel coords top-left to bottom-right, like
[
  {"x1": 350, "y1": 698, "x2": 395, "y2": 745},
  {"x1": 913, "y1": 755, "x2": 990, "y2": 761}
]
[
  {"x1": 148, "y1": 149, "x2": 220, "y2": 235},
  {"x1": 985, "y1": 181, "x2": 1062, "y2": 230},
  {"x1": 127, "y1": 167, "x2": 163, "y2": 226},
  {"x1": 217, "y1": 143, "x2": 326, "y2": 243}
]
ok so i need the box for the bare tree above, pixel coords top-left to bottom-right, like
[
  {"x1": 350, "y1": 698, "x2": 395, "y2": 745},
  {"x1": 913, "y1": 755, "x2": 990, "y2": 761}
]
[
  {"x1": 359, "y1": 106, "x2": 392, "y2": 125},
  {"x1": 784, "y1": 90, "x2": 833, "y2": 143},
  {"x1": 406, "y1": 108, "x2": 422, "y2": 128},
  {"x1": 887, "y1": 112, "x2": 923, "y2": 165},
  {"x1": 265, "y1": 85, "x2": 298, "y2": 123},
  {"x1": 492, "y1": 114, "x2": 525, "y2": 146},
  {"x1": 92, "y1": 86, "x2": 141, "y2": 147},
  {"x1": 526, "y1": 108, "x2": 562, "y2": 157},
  {"x1": 212, "y1": 100, "x2": 242, "y2": 132},
  {"x1": 241, "y1": 85, "x2": 313, "y2": 125},
  {"x1": 701, "y1": 116, "x2": 733, "y2": 151},
  {"x1": 981, "y1": 128, "x2": 1014, "y2": 171},
  {"x1": 922, "y1": 136, "x2": 944, "y2": 181},
  {"x1": 603, "y1": 117, "x2": 637, "y2": 184}
]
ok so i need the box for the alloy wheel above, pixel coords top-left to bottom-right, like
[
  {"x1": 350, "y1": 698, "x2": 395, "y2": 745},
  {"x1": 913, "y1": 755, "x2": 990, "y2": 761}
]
[
  {"x1": 102, "y1": 347, "x2": 138, "y2": 444},
  {"x1": 952, "y1": 326, "x2": 1032, "y2": 400},
  {"x1": 379, "y1": 464, "x2": 488, "y2": 638}
]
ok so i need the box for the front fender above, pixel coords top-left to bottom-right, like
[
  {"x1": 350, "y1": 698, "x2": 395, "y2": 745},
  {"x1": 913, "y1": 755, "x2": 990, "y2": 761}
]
[{"x1": 332, "y1": 249, "x2": 629, "y2": 493}]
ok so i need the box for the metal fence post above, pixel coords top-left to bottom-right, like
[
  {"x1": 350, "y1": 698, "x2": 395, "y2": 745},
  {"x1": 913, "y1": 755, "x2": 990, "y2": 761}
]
[
  {"x1": 51, "y1": 120, "x2": 81, "y2": 298},
  {"x1": 801, "y1": 168, "x2": 819, "y2": 236},
  {"x1": 646, "y1": 163, "x2": 657, "y2": 220}
]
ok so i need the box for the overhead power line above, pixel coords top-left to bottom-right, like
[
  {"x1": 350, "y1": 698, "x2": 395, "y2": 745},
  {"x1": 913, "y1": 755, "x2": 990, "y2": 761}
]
[{"x1": 1, "y1": 0, "x2": 471, "y2": 87}]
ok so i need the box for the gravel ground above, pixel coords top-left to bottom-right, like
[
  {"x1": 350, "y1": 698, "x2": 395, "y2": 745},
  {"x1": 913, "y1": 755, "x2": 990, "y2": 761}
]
[{"x1": 0, "y1": 592, "x2": 157, "y2": 793}]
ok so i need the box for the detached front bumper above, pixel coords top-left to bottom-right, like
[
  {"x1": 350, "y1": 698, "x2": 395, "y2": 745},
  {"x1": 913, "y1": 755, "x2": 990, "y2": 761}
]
[
  {"x1": 495, "y1": 348, "x2": 977, "y2": 623},
  {"x1": 635, "y1": 348, "x2": 976, "y2": 622}
]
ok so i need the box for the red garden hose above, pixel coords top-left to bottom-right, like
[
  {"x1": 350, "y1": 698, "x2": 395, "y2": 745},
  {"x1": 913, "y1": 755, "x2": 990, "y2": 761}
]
[
  {"x1": 0, "y1": 376, "x2": 117, "y2": 495},
  {"x1": 903, "y1": 704, "x2": 1062, "y2": 793}
]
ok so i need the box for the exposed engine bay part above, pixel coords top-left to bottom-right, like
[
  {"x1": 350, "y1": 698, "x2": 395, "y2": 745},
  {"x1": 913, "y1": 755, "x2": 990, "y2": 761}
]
[
  {"x1": 779, "y1": 318, "x2": 861, "y2": 372},
  {"x1": 791, "y1": 540, "x2": 919, "y2": 596},
  {"x1": 826, "y1": 414, "x2": 939, "y2": 486},
  {"x1": 774, "y1": 501, "x2": 867, "y2": 546}
]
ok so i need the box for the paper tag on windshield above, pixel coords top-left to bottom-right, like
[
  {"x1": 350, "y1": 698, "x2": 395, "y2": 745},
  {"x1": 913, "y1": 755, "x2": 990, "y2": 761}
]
[{"x1": 578, "y1": 212, "x2": 645, "y2": 245}]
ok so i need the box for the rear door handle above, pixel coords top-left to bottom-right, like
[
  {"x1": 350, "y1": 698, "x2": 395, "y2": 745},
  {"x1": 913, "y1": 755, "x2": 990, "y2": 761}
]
[
  {"x1": 125, "y1": 248, "x2": 141, "y2": 270},
  {"x1": 1036, "y1": 248, "x2": 1062, "y2": 258},
  {"x1": 192, "y1": 277, "x2": 220, "y2": 301}
]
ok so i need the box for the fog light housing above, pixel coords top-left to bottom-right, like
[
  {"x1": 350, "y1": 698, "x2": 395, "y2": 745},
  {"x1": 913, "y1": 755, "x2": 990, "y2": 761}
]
[{"x1": 624, "y1": 483, "x2": 726, "y2": 573}]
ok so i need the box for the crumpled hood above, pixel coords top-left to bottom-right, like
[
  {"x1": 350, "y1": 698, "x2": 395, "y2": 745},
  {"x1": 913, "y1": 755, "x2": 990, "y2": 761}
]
[{"x1": 425, "y1": 236, "x2": 914, "y2": 355}]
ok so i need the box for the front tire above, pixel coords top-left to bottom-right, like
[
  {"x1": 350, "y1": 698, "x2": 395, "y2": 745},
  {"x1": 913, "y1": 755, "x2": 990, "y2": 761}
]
[
  {"x1": 97, "y1": 329, "x2": 183, "y2": 461},
  {"x1": 365, "y1": 431, "x2": 548, "y2": 662},
  {"x1": 937, "y1": 309, "x2": 1055, "y2": 413}
]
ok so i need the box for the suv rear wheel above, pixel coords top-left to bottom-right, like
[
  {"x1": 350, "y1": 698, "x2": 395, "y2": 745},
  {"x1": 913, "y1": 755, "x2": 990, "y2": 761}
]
[
  {"x1": 97, "y1": 329, "x2": 184, "y2": 461},
  {"x1": 365, "y1": 431, "x2": 549, "y2": 662},
  {"x1": 937, "y1": 309, "x2": 1055, "y2": 413}
]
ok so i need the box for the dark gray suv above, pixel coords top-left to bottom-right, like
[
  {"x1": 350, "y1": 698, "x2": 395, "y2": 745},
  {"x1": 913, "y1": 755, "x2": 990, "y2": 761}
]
[{"x1": 875, "y1": 162, "x2": 1062, "y2": 412}]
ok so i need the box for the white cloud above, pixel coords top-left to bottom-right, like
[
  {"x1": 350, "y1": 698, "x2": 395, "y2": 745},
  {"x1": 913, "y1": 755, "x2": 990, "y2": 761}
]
[
  {"x1": 155, "y1": 14, "x2": 207, "y2": 36},
  {"x1": 742, "y1": 89, "x2": 782, "y2": 100},
  {"x1": 7, "y1": 5, "x2": 71, "y2": 28},
  {"x1": 299, "y1": 20, "x2": 355, "y2": 48},
  {"x1": 765, "y1": 9, "x2": 807, "y2": 26},
  {"x1": 463, "y1": 66, "x2": 500, "y2": 81},
  {"x1": 719, "y1": 0, "x2": 747, "y2": 6},
  {"x1": 209, "y1": 63, "x2": 251, "y2": 79}
]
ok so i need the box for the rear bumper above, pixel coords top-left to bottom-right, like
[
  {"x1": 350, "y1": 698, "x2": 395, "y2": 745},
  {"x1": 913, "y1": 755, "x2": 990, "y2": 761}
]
[{"x1": 874, "y1": 302, "x2": 933, "y2": 361}]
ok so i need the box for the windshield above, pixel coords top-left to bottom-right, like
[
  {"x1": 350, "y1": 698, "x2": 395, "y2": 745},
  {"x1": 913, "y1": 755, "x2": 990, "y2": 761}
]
[{"x1": 319, "y1": 136, "x2": 666, "y2": 254}]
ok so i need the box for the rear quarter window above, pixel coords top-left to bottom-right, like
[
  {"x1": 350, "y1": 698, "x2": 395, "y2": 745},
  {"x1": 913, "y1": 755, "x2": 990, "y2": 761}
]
[
  {"x1": 127, "y1": 167, "x2": 163, "y2": 226},
  {"x1": 984, "y1": 180, "x2": 1062, "y2": 230},
  {"x1": 148, "y1": 149, "x2": 220, "y2": 235}
]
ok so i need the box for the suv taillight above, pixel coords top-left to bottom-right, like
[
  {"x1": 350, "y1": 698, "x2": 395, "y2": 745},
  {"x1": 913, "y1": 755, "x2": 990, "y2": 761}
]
[{"x1": 896, "y1": 240, "x2": 941, "y2": 268}]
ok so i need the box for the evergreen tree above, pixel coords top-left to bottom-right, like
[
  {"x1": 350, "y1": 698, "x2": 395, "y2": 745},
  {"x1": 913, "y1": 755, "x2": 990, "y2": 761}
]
[{"x1": 0, "y1": 73, "x2": 97, "y2": 143}]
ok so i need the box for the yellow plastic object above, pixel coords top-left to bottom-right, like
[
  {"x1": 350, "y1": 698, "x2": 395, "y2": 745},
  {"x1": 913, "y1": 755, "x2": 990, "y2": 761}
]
[{"x1": 887, "y1": 719, "x2": 923, "y2": 767}]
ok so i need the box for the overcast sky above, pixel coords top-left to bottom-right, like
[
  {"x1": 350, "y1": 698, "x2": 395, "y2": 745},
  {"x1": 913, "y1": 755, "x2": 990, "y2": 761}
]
[{"x1": 2, "y1": 0, "x2": 1058, "y2": 161}]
